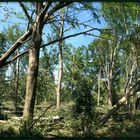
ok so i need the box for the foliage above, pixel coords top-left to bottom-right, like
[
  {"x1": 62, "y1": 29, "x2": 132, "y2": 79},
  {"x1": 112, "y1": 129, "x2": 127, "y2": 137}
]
[
  {"x1": 19, "y1": 119, "x2": 43, "y2": 138},
  {"x1": 0, "y1": 2, "x2": 140, "y2": 138},
  {"x1": 0, "y1": 126, "x2": 18, "y2": 138}
]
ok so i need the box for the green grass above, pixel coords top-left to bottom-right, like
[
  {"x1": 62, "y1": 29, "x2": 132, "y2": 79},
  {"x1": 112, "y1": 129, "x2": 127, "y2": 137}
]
[{"x1": 1, "y1": 101, "x2": 140, "y2": 138}]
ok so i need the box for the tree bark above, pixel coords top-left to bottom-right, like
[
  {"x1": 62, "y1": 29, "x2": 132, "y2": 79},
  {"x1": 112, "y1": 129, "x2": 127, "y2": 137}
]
[
  {"x1": 23, "y1": 3, "x2": 44, "y2": 120},
  {"x1": 56, "y1": 11, "x2": 64, "y2": 110},
  {"x1": 14, "y1": 51, "x2": 20, "y2": 112},
  {"x1": 108, "y1": 74, "x2": 112, "y2": 107},
  {"x1": 56, "y1": 44, "x2": 63, "y2": 109},
  {"x1": 97, "y1": 77, "x2": 100, "y2": 106},
  {"x1": 131, "y1": 46, "x2": 138, "y2": 117},
  {"x1": 108, "y1": 50, "x2": 114, "y2": 107},
  {"x1": 23, "y1": 47, "x2": 40, "y2": 120}
]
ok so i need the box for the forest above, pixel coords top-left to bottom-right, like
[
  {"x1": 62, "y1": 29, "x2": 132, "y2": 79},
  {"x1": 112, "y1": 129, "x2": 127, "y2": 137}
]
[{"x1": 0, "y1": 1, "x2": 140, "y2": 139}]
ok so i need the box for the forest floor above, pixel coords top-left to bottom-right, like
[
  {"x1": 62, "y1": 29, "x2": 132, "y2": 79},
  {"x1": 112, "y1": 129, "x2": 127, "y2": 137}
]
[
  {"x1": 0, "y1": 101, "x2": 140, "y2": 138},
  {"x1": 95, "y1": 119, "x2": 140, "y2": 138}
]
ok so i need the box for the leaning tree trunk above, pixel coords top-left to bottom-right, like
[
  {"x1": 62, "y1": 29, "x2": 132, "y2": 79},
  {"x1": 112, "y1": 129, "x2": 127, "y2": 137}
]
[{"x1": 100, "y1": 78, "x2": 140, "y2": 125}]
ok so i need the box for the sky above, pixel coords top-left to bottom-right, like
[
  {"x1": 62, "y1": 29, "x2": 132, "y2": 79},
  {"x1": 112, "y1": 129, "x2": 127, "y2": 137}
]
[
  {"x1": 0, "y1": 2, "x2": 107, "y2": 49},
  {"x1": 0, "y1": 2, "x2": 107, "y2": 79},
  {"x1": 65, "y1": 12, "x2": 107, "y2": 47}
]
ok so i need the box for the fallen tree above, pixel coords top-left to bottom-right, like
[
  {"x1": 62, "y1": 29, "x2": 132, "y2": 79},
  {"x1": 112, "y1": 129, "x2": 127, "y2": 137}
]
[{"x1": 100, "y1": 78, "x2": 140, "y2": 125}]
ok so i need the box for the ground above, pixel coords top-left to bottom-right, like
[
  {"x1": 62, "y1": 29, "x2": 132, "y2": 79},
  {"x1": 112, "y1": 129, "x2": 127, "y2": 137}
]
[{"x1": 0, "y1": 101, "x2": 140, "y2": 138}]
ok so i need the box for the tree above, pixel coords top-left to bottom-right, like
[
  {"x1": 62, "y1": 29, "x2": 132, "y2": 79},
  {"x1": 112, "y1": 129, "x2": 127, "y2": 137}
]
[
  {"x1": 5, "y1": 24, "x2": 24, "y2": 111},
  {"x1": 0, "y1": 32, "x2": 8, "y2": 103},
  {"x1": 88, "y1": 30, "x2": 121, "y2": 107},
  {"x1": 99, "y1": 2, "x2": 140, "y2": 123},
  {"x1": 55, "y1": 10, "x2": 65, "y2": 109},
  {"x1": 23, "y1": 3, "x2": 50, "y2": 120},
  {"x1": 100, "y1": 78, "x2": 140, "y2": 124}
]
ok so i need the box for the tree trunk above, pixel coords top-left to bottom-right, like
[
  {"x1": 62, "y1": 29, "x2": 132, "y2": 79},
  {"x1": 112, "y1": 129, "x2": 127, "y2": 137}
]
[
  {"x1": 131, "y1": 46, "x2": 138, "y2": 117},
  {"x1": 23, "y1": 3, "x2": 45, "y2": 120},
  {"x1": 108, "y1": 78, "x2": 112, "y2": 107},
  {"x1": 14, "y1": 51, "x2": 20, "y2": 112},
  {"x1": 23, "y1": 47, "x2": 40, "y2": 120},
  {"x1": 56, "y1": 11, "x2": 64, "y2": 110},
  {"x1": 56, "y1": 44, "x2": 63, "y2": 109},
  {"x1": 107, "y1": 46, "x2": 116, "y2": 107},
  {"x1": 97, "y1": 77, "x2": 100, "y2": 106},
  {"x1": 124, "y1": 63, "x2": 134, "y2": 111},
  {"x1": 131, "y1": 94, "x2": 136, "y2": 117},
  {"x1": 100, "y1": 78, "x2": 140, "y2": 124},
  {"x1": 108, "y1": 69, "x2": 113, "y2": 107}
]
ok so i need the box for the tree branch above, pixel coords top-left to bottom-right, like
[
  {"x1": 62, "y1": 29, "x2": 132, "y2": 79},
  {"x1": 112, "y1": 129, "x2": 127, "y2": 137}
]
[
  {"x1": 1, "y1": 28, "x2": 103, "y2": 67},
  {"x1": 28, "y1": 104, "x2": 54, "y2": 131},
  {"x1": 0, "y1": 2, "x2": 63, "y2": 68},
  {"x1": 37, "y1": 1, "x2": 52, "y2": 23},
  {"x1": 3, "y1": 50, "x2": 28, "y2": 67},
  {"x1": 41, "y1": 28, "x2": 101, "y2": 48},
  {"x1": 43, "y1": 2, "x2": 74, "y2": 23},
  {"x1": 19, "y1": 2, "x2": 33, "y2": 24},
  {"x1": 0, "y1": 29, "x2": 32, "y2": 68}
]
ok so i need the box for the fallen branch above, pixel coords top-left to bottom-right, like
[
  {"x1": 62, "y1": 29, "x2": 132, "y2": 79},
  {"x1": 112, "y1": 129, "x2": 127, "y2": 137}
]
[{"x1": 28, "y1": 104, "x2": 54, "y2": 131}]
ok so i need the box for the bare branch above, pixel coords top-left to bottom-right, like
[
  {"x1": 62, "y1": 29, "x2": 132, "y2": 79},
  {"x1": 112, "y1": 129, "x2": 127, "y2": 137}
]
[
  {"x1": 2, "y1": 28, "x2": 103, "y2": 67},
  {"x1": 3, "y1": 50, "x2": 28, "y2": 67},
  {"x1": 37, "y1": 1, "x2": 52, "y2": 22},
  {"x1": 2, "y1": 28, "x2": 100, "y2": 66},
  {"x1": 41, "y1": 28, "x2": 101, "y2": 48},
  {"x1": 43, "y1": 2, "x2": 74, "y2": 23},
  {"x1": 19, "y1": 2, "x2": 33, "y2": 24},
  {"x1": 28, "y1": 104, "x2": 54, "y2": 131},
  {"x1": 26, "y1": 10, "x2": 35, "y2": 30}
]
